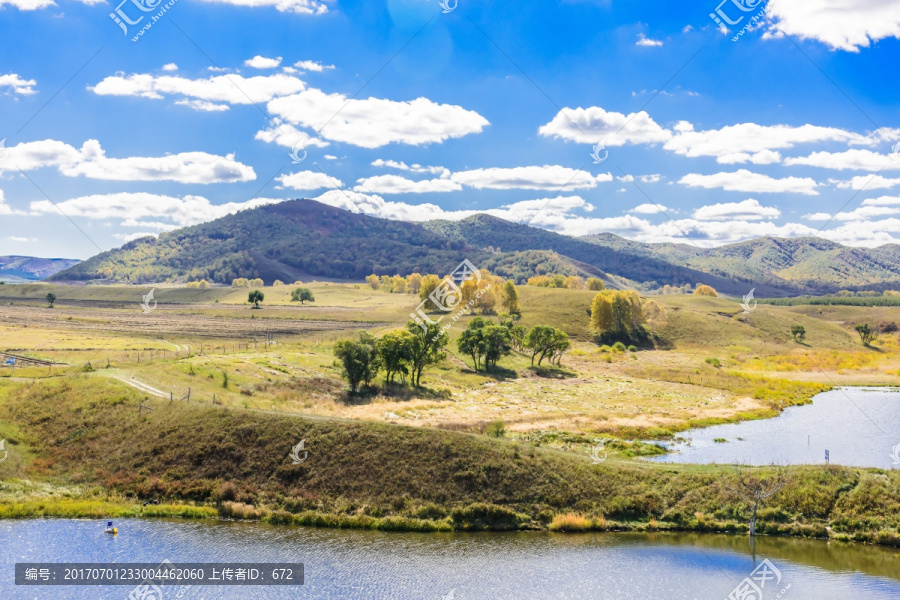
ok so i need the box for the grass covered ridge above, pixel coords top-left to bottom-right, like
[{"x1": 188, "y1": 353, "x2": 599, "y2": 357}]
[{"x1": 1, "y1": 377, "x2": 898, "y2": 546}]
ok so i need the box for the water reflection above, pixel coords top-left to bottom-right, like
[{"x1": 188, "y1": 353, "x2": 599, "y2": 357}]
[
  {"x1": 651, "y1": 388, "x2": 900, "y2": 468},
  {"x1": 1, "y1": 518, "x2": 898, "y2": 599}
]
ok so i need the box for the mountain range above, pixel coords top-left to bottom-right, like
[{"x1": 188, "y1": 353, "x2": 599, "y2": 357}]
[
  {"x1": 48, "y1": 199, "x2": 900, "y2": 296},
  {"x1": 0, "y1": 256, "x2": 81, "y2": 283}
]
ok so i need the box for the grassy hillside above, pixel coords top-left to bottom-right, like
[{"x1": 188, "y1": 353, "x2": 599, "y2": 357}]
[
  {"x1": 580, "y1": 234, "x2": 900, "y2": 293},
  {"x1": 0, "y1": 376, "x2": 898, "y2": 545},
  {"x1": 49, "y1": 200, "x2": 583, "y2": 286},
  {"x1": 48, "y1": 199, "x2": 900, "y2": 295}
]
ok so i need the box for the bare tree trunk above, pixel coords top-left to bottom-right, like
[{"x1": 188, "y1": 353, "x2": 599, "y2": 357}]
[{"x1": 749, "y1": 498, "x2": 759, "y2": 536}]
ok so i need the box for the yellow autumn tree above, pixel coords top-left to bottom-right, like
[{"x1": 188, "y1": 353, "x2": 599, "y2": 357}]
[{"x1": 590, "y1": 290, "x2": 646, "y2": 343}]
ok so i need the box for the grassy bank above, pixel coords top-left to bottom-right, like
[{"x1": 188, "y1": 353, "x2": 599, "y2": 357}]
[{"x1": 0, "y1": 377, "x2": 898, "y2": 546}]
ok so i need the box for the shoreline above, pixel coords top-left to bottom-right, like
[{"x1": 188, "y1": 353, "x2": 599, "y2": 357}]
[{"x1": 1, "y1": 496, "x2": 897, "y2": 548}]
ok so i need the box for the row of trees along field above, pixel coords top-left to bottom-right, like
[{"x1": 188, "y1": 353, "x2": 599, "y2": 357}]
[
  {"x1": 366, "y1": 271, "x2": 606, "y2": 297},
  {"x1": 366, "y1": 269, "x2": 522, "y2": 316}
]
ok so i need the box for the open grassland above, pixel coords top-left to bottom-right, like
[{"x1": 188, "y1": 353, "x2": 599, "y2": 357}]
[
  {"x1": 0, "y1": 376, "x2": 898, "y2": 546},
  {"x1": 1, "y1": 283, "x2": 898, "y2": 441},
  {"x1": 1, "y1": 283, "x2": 899, "y2": 543}
]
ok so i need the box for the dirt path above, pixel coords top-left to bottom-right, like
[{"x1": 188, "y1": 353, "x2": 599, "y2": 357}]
[{"x1": 111, "y1": 375, "x2": 169, "y2": 399}]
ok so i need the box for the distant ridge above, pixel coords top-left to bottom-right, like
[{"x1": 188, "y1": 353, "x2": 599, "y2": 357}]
[
  {"x1": 50, "y1": 199, "x2": 900, "y2": 296},
  {"x1": 0, "y1": 256, "x2": 81, "y2": 282}
]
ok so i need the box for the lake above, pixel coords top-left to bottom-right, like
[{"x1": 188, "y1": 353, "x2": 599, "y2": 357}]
[
  {"x1": 1, "y1": 518, "x2": 899, "y2": 599},
  {"x1": 651, "y1": 387, "x2": 900, "y2": 469}
]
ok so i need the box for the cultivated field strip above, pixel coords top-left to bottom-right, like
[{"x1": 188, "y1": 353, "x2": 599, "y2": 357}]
[{"x1": 0, "y1": 305, "x2": 385, "y2": 338}]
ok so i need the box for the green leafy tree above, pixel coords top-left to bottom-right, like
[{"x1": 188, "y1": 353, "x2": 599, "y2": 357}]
[
  {"x1": 523, "y1": 326, "x2": 570, "y2": 366},
  {"x1": 483, "y1": 324, "x2": 512, "y2": 370},
  {"x1": 248, "y1": 290, "x2": 264, "y2": 308},
  {"x1": 406, "y1": 320, "x2": 448, "y2": 386},
  {"x1": 790, "y1": 325, "x2": 806, "y2": 342},
  {"x1": 457, "y1": 317, "x2": 488, "y2": 371},
  {"x1": 500, "y1": 313, "x2": 527, "y2": 351},
  {"x1": 855, "y1": 323, "x2": 875, "y2": 346},
  {"x1": 500, "y1": 280, "x2": 521, "y2": 315},
  {"x1": 291, "y1": 287, "x2": 315, "y2": 304},
  {"x1": 586, "y1": 277, "x2": 605, "y2": 291},
  {"x1": 333, "y1": 332, "x2": 380, "y2": 392},
  {"x1": 377, "y1": 330, "x2": 415, "y2": 384},
  {"x1": 46, "y1": 293, "x2": 56, "y2": 308},
  {"x1": 457, "y1": 317, "x2": 512, "y2": 371}
]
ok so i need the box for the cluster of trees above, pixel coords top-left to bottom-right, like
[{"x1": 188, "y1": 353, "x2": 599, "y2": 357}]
[
  {"x1": 186, "y1": 280, "x2": 210, "y2": 289},
  {"x1": 367, "y1": 269, "x2": 522, "y2": 317},
  {"x1": 366, "y1": 273, "x2": 424, "y2": 294},
  {"x1": 333, "y1": 322, "x2": 448, "y2": 392},
  {"x1": 837, "y1": 289, "x2": 900, "y2": 297},
  {"x1": 589, "y1": 290, "x2": 666, "y2": 345},
  {"x1": 655, "y1": 283, "x2": 694, "y2": 295},
  {"x1": 693, "y1": 284, "x2": 718, "y2": 297},
  {"x1": 525, "y1": 274, "x2": 605, "y2": 290},
  {"x1": 456, "y1": 316, "x2": 570, "y2": 371},
  {"x1": 233, "y1": 278, "x2": 265, "y2": 288},
  {"x1": 291, "y1": 287, "x2": 315, "y2": 304}
]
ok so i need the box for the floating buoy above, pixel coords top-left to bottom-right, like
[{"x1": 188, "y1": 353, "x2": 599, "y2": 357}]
[{"x1": 105, "y1": 521, "x2": 118, "y2": 535}]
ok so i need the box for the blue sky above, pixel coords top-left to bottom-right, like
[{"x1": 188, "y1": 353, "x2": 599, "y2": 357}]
[{"x1": 2, "y1": 0, "x2": 900, "y2": 259}]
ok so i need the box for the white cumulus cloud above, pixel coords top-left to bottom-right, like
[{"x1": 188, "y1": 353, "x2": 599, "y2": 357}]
[
  {"x1": 539, "y1": 106, "x2": 671, "y2": 146},
  {"x1": 679, "y1": 169, "x2": 820, "y2": 195},
  {"x1": 267, "y1": 88, "x2": 489, "y2": 148},
  {"x1": 766, "y1": 0, "x2": 900, "y2": 52},
  {"x1": 277, "y1": 171, "x2": 344, "y2": 191},
  {"x1": 450, "y1": 165, "x2": 612, "y2": 191},
  {"x1": 0, "y1": 73, "x2": 37, "y2": 95},
  {"x1": 692, "y1": 199, "x2": 781, "y2": 221},
  {"x1": 245, "y1": 56, "x2": 282, "y2": 69}
]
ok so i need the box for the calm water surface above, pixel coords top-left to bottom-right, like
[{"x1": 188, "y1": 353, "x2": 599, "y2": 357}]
[
  {"x1": 1, "y1": 518, "x2": 899, "y2": 599},
  {"x1": 651, "y1": 387, "x2": 900, "y2": 468}
]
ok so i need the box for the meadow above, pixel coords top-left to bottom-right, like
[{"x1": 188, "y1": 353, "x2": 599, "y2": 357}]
[{"x1": 0, "y1": 281, "x2": 898, "y2": 544}]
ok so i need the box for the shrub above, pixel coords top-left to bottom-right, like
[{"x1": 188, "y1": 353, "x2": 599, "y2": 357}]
[
  {"x1": 694, "y1": 284, "x2": 718, "y2": 297},
  {"x1": 705, "y1": 357, "x2": 722, "y2": 368},
  {"x1": 549, "y1": 513, "x2": 592, "y2": 532},
  {"x1": 450, "y1": 503, "x2": 521, "y2": 530},
  {"x1": 612, "y1": 341, "x2": 627, "y2": 352},
  {"x1": 485, "y1": 420, "x2": 506, "y2": 438},
  {"x1": 627, "y1": 345, "x2": 637, "y2": 352}
]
